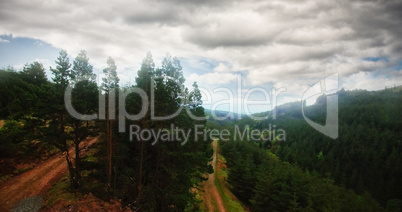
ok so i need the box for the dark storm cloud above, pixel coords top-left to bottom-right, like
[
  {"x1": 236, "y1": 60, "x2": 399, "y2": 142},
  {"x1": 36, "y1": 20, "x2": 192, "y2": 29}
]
[
  {"x1": 185, "y1": 32, "x2": 270, "y2": 48},
  {"x1": 118, "y1": 0, "x2": 232, "y2": 26},
  {"x1": 340, "y1": 0, "x2": 402, "y2": 55}
]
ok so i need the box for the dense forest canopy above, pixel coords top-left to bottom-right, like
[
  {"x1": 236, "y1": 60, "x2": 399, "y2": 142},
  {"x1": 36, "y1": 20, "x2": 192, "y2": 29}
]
[{"x1": 216, "y1": 87, "x2": 402, "y2": 211}]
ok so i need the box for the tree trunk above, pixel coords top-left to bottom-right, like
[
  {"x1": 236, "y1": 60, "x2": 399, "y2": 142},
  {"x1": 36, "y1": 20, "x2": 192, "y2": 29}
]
[
  {"x1": 74, "y1": 140, "x2": 80, "y2": 186},
  {"x1": 136, "y1": 118, "x2": 145, "y2": 208},
  {"x1": 74, "y1": 120, "x2": 82, "y2": 187},
  {"x1": 105, "y1": 91, "x2": 113, "y2": 196},
  {"x1": 63, "y1": 135, "x2": 77, "y2": 188},
  {"x1": 107, "y1": 119, "x2": 112, "y2": 195},
  {"x1": 60, "y1": 112, "x2": 77, "y2": 188}
]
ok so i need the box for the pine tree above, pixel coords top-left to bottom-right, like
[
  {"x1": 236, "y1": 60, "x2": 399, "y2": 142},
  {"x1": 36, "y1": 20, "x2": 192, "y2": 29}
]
[
  {"x1": 48, "y1": 50, "x2": 78, "y2": 188},
  {"x1": 101, "y1": 56, "x2": 119, "y2": 195},
  {"x1": 71, "y1": 50, "x2": 95, "y2": 82},
  {"x1": 50, "y1": 50, "x2": 71, "y2": 89},
  {"x1": 69, "y1": 50, "x2": 98, "y2": 188},
  {"x1": 21, "y1": 61, "x2": 47, "y2": 86},
  {"x1": 133, "y1": 52, "x2": 155, "y2": 207}
]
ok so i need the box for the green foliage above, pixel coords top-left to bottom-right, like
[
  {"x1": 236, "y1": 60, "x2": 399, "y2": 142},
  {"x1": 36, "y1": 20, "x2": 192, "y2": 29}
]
[
  {"x1": 317, "y1": 150, "x2": 324, "y2": 161},
  {"x1": 101, "y1": 56, "x2": 119, "y2": 91},
  {"x1": 0, "y1": 70, "x2": 37, "y2": 118},
  {"x1": 44, "y1": 175, "x2": 77, "y2": 208},
  {"x1": 271, "y1": 89, "x2": 402, "y2": 206},
  {"x1": 215, "y1": 152, "x2": 245, "y2": 212},
  {"x1": 72, "y1": 50, "x2": 95, "y2": 82},
  {"x1": 0, "y1": 120, "x2": 23, "y2": 156},
  {"x1": 219, "y1": 88, "x2": 402, "y2": 208},
  {"x1": 0, "y1": 67, "x2": 56, "y2": 159},
  {"x1": 50, "y1": 49, "x2": 72, "y2": 89},
  {"x1": 72, "y1": 52, "x2": 214, "y2": 211},
  {"x1": 71, "y1": 80, "x2": 99, "y2": 116},
  {"x1": 221, "y1": 140, "x2": 384, "y2": 211},
  {"x1": 21, "y1": 61, "x2": 47, "y2": 85},
  {"x1": 1, "y1": 50, "x2": 100, "y2": 190}
]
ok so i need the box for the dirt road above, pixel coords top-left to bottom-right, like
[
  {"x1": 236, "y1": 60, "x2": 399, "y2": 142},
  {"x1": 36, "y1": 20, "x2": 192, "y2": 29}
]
[
  {"x1": 203, "y1": 139, "x2": 226, "y2": 212},
  {"x1": 0, "y1": 137, "x2": 98, "y2": 211}
]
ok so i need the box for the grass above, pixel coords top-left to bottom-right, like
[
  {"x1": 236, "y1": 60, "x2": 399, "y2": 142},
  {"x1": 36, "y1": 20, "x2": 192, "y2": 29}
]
[
  {"x1": 43, "y1": 175, "x2": 77, "y2": 208},
  {"x1": 189, "y1": 187, "x2": 206, "y2": 212},
  {"x1": 211, "y1": 198, "x2": 219, "y2": 212},
  {"x1": 82, "y1": 144, "x2": 100, "y2": 163},
  {"x1": 43, "y1": 142, "x2": 105, "y2": 209},
  {"x1": 214, "y1": 142, "x2": 247, "y2": 212}
]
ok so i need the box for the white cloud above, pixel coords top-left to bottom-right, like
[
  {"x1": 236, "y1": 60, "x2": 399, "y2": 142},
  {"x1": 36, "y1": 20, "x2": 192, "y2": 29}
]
[
  {"x1": 214, "y1": 63, "x2": 231, "y2": 72},
  {"x1": 341, "y1": 70, "x2": 402, "y2": 91},
  {"x1": 0, "y1": 38, "x2": 9, "y2": 43},
  {"x1": 188, "y1": 72, "x2": 238, "y2": 86}
]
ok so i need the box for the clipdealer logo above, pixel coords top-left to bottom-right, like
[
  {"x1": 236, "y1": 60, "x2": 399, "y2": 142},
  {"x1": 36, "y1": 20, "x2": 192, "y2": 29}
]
[
  {"x1": 63, "y1": 73, "x2": 339, "y2": 142},
  {"x1": 302, "y1": 73, "x2": 338, "y2": 139}
]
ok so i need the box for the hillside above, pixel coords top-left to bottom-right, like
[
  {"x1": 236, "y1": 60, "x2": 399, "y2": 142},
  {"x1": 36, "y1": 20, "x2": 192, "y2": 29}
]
[{"x1": 212, "y1": 88, "x2": 402, "y2": 211}]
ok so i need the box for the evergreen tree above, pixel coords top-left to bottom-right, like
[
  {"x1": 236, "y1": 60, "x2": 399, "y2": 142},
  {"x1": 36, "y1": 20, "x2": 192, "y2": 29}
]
[
  {"x1": 21, "y1": 61, "x2": 47, "y2": 86},
  {"x1": 50, "y1": 49, "x2": 72, "y2": 89},
  {"x1": 71, "y1": 50, "x2": 95, "y2": 82},
  {"x1": 47, "y1": 50, "x2": 78, "y2": 188},
  {"x1": 133, "y1": 52, "x2": 155, "y2": 207},
  {"x1": 68, "y1": 50, "x2": 98, "y2": 188},
  {"x1": 101, "y1": 56, "x2": 119, "y2": 195}
]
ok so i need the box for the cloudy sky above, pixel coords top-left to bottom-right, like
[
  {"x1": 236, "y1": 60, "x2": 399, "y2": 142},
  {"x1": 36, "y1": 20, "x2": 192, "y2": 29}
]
[{"x1": 0, "y1": 0, "x2": 401, "y2": 114}]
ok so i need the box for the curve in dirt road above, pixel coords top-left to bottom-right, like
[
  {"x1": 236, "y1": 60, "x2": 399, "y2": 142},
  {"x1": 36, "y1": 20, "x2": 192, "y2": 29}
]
[{"x1": 0, "y1": 137, "x2": 98, "y2": 212}]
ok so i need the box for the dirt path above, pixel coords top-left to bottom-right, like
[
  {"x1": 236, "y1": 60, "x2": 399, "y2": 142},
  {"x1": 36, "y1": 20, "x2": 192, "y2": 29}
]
[
  {"x1": 202, "y1": 139, "x2": 226, "y2": 212},
  {"x1": 0, "y1": 137, "x2": 98, "y2": 211}
]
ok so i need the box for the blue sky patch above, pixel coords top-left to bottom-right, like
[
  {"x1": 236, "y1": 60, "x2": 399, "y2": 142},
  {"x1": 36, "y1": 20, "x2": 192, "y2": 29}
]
[
  {"x1": 362, "y1": 57, "x2": 389, "y2": 62},
  {"x1": 0, "y1": 34, "x2": 59, "y2": 70}
]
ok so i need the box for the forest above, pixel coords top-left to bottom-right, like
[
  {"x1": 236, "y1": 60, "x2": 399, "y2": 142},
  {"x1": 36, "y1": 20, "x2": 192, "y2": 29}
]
[
  {"x1": 217, "y1": 87, "x2": 402, "y2": 211},
  {"x1": 0, "y1": 50, "x2": 213, "y2": 211},
  {"x1": 0, "y1": 49, "x2": 401, "y2": 211}
]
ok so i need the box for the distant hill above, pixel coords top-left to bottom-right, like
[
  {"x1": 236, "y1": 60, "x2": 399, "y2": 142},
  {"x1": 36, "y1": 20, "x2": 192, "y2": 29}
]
[
  {"x1": 204, "y1": 109, "x2": 244, "y2": 128},
  {"x1": 222, "y1": 87, "x2": 402, "y2": 207}
]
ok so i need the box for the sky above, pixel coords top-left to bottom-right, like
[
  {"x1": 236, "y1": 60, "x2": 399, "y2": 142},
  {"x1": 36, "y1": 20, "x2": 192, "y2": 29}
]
[{"x1": 0, "y1": 0, "x2": 401, "y2": 114}]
